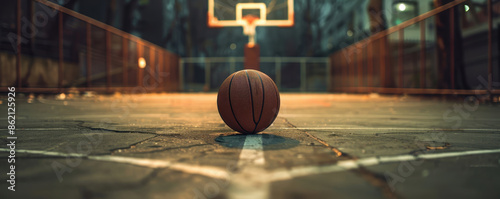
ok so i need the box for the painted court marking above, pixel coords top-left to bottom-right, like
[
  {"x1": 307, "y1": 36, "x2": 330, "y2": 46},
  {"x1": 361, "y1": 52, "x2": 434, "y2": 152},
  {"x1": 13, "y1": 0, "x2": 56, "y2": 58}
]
[
  {"x1": 2, "y1": 146, "x2": 500, "y2": 198},
  {"x1": 1, "y1": 149, "x2": 230, "y2": 180},
  {"x1": 0, "y1": 128, "x2": 69, "y2": 131},
  {"x1": 2, "y1": 127, "x2": 498, "y2": 132},
  {"x1": 268, "y1": 148, "x2": 500, "y2": 182},
  {"x1": 228, "y1": 134, "x2": 269, "y2": 199},
  {"x1": 3, "y1": 147, "x2": 500, "y2": 181},
  {"x1": 237, "y1": 134, "x2": 265, "y2": 167},
  {"x1": 281, "y1": 127, "x2": 500, "y2": 132}
]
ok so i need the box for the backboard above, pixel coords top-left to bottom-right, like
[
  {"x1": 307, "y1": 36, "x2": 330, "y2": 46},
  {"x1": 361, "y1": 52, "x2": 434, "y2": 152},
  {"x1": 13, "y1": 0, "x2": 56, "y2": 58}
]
[{"x1": 208, "y1": 0, "x2": 294, "y2": 28}]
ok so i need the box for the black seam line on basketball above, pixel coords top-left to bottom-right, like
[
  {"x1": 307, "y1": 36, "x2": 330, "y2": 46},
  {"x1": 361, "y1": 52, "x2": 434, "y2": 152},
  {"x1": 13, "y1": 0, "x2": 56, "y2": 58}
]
[
  {"x1": 252, "y1": 72, "x2": 266, "y2": 133},
  {"x1": 245, "y1": 71, "x2": 257, "y2": 127},
  {"x1": 228, "y1": 73, "x2": 250, "y2": 134}
]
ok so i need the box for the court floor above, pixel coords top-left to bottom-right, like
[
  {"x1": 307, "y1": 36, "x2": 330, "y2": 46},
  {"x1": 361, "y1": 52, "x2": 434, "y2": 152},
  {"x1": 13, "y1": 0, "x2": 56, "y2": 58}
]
[{"x1": 1, "y1": 93, "x2": 500, "y2": 199}]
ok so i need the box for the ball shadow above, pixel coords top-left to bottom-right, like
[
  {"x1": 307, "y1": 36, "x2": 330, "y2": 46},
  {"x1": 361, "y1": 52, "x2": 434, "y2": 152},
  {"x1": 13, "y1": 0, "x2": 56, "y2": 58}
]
[{"x1": 214, "y1": 133, "x2": 300, "y2": 150}]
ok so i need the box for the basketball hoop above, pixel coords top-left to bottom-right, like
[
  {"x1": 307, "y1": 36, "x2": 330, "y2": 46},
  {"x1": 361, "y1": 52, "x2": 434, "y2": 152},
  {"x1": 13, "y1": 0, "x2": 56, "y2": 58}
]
[
  {"x1": 242, "y1": 15, "x2": 259, "y2": 47},
  {"x1": 208, "y1": 0, "x2": 294, "y2": 47},
  {"x1": 207, "y1": 0, "x2": 294, "y2": 70}
]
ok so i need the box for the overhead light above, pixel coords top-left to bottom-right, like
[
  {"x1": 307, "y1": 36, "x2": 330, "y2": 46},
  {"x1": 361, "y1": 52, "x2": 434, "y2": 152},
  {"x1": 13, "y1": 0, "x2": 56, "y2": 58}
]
[
  {"x1": 138, "y1": 57, "x2": 146, "y2": 68},
  {"x1": 398, "y1": 3, "x2": 407, "y2": 12},
  {"x1": 347, "y1": 30, "x2": 353, "y2": 37}
]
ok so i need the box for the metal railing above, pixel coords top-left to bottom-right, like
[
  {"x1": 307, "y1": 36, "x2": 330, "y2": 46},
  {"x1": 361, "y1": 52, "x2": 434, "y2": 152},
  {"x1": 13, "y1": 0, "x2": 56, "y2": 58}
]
[
  {"x1": 180, "y1": 57, "x2": 330, "y2": 92},
  {"x1": 0, "y1": 0, "x2": 180, "y2": 93},
  {"x1": 329, "y1": 0, "x2": 499, "y2": 95}
]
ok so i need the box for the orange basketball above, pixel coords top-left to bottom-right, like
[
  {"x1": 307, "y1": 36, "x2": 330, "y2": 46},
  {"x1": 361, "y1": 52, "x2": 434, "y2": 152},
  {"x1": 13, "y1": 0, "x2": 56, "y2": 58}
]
[{"x1": 217, "y1": 69, "x2": 280, "y2": 134}]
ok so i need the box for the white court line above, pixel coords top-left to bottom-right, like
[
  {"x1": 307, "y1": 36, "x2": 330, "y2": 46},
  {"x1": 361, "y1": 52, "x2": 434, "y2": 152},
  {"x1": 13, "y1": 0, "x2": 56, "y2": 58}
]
[
  {"x1": 228, "y1": 134, "x2": 269, "y2": 199},
  {"x1": 418, "y1": 149, "x2": 500, "y2": 159},
  {"x1": 90, "y1": 155, "x2": 230, "y2": 179},
  {"x1": 281, "y1": 127, "x2": 500, "y2": 131},
  {"x1": 0, "y1": 148, "x2": 230, "y2": 180},
  {"x1": 3, "y1": 147, "x2": 500, "y2": 197},
  {"x1": 2, "y1": 127, "x2": 499, "y2": 132},
  {"x1": 0, "y1": 117, "x2": 27, "y2": 120},
  {"x1": 268, "y1": 148, "x2": 500, "y2": 182},
  {"x1": 237, "y1": 135, "x2": 265, "y2": 167},
  {"x1": 0, "y1": 128, "x2": 69, "y2": 131}
]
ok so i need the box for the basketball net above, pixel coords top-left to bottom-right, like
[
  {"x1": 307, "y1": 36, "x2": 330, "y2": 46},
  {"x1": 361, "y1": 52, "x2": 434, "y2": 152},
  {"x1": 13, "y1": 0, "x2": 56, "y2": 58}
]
[{"x1": 242, "y1": 15, "x2": 259, "y2": 48}]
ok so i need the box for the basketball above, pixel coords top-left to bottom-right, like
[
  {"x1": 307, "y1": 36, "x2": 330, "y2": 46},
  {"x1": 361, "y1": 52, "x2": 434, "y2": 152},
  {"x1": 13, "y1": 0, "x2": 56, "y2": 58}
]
[{"x1": 217, "y1": 69, "x2": 280, "y2": 134}]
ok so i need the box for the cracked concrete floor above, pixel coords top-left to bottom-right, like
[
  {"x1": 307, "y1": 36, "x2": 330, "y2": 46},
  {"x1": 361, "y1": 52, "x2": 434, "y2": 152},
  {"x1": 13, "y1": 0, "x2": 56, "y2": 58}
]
[{"x1": 1, "y1": 93, "x2": 500, "y2": 199}]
